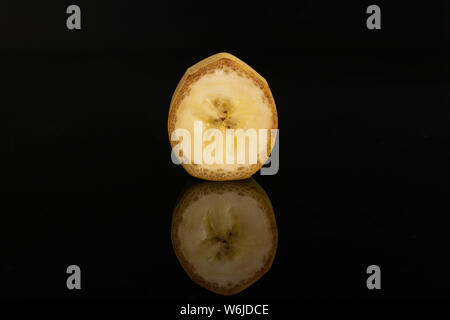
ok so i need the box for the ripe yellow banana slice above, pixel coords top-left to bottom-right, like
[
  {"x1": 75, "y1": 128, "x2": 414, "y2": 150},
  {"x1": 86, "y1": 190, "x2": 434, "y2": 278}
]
[{"x1": 168, "y1": 53, "x2": 278, "y2": 181}]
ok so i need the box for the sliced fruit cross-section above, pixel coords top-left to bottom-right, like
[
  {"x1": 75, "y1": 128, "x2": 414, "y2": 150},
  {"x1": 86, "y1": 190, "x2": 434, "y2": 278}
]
[{"x1": 168, "y1": 53, "x2": 278, "y2": 181}]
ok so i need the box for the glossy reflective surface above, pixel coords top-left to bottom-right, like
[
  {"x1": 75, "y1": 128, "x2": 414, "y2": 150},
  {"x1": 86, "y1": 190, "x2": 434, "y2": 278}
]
[{"x1": 171, "y1": 179, "x2": 277, "y2": 295}]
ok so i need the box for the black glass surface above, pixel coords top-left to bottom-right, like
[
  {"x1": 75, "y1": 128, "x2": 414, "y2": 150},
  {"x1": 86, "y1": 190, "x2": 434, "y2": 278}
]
[{"x1": 1, "y1": 0, "x2": 450, "y2": 310}]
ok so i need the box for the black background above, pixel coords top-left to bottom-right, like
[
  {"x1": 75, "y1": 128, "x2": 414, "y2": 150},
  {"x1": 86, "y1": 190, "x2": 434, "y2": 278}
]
[{"x1": 1, "y1": 0, "x2": 450, "y2": 311}]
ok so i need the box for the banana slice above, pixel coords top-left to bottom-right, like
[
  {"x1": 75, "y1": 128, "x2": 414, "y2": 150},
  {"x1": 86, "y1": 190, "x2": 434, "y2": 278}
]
[
  {"x1": 168, "y1": 53, "x2": 278, "y2": 181},
  {"x1": 171, "y1": 179, "x2": 278, "y2": 295}
]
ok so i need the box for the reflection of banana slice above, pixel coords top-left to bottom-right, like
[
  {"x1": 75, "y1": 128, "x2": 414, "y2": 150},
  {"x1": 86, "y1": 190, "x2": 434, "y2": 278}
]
[
  {"x1": 171, "y1": 179, "x2": 277, "y2": 295},
  {"x1": 168, "y1": 53, "x2": 278, "y2": 181}
]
